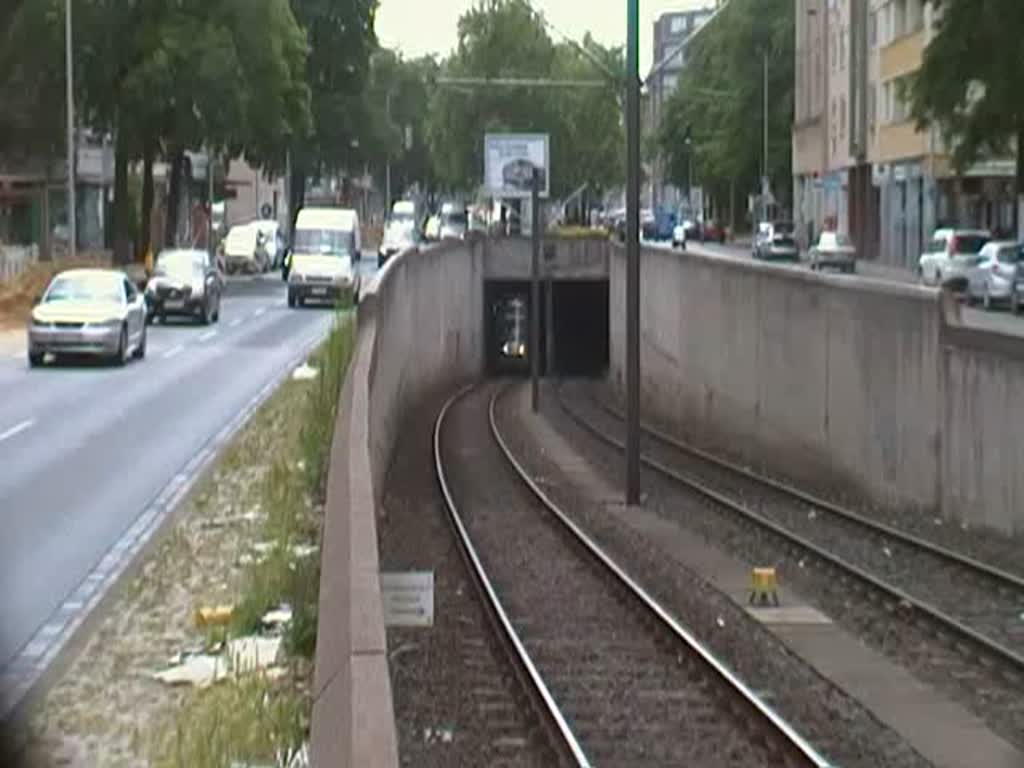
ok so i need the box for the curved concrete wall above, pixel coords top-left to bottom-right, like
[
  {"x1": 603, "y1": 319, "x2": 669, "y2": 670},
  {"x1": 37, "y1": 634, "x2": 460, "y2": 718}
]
[
  {"x1": 610, "y1": 244, "x2": 1024, "y2": 534},
  {"x1": 311, "y1": 239, "x2": 485, "y2": 766}
]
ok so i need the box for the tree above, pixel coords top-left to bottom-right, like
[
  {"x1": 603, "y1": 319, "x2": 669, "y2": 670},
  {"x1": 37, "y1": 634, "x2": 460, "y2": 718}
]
[
  {"x1": 656, "y1": 0, "x2": 794, "y2": 224},
  {"x1": 287, "y1": 0, "x2": 377, "y2": 216},
  {"x1": 908, "y1": 0, "x2": 1024, "y2": 234},
  {"x1": 425, "y1": 0, "x2": 623, "y2": 199}
]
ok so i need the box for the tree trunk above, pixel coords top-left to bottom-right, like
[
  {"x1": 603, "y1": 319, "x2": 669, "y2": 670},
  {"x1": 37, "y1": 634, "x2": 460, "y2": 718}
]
[
  {"x1": 112, "y1": 129, "x2": 132, "y2": 265},
  {"x1": 1016, "y1": 122, "x2": 1024, "y2": 240},
  {"x1": 165, "y1": 147, "x2": 185, "y2": 248},
  {"x1": 141, "y1": 142, "x2": 155, "y2": 257},
  {"x1": 289, "y1": 165, "x2": 306, "y2": 233}
]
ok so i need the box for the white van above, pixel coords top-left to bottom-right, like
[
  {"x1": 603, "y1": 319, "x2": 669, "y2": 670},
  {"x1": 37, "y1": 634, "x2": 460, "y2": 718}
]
[{"x1": 286, "y1": 207, "x2": 361, "y2": 308}]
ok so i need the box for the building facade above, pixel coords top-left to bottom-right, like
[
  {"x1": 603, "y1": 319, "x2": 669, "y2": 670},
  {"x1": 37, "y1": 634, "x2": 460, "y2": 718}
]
[
  {"x1": 795, "y1": 0, "x2": 1017, "y2": 268},
  {"x1": 647, "y1": 5, "x2": 716, "y2": 212}
]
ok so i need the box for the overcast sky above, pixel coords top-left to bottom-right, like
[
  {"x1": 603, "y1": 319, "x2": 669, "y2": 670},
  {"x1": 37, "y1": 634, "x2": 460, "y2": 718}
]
[{"x1": 376, "y1": 0, "x2": 715, "y2": 75}]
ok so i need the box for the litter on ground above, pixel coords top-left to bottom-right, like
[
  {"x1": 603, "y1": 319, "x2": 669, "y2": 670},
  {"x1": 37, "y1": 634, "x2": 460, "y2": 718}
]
[
  {"x1": 262, "y1": 605, "x2": 293, "y2": 630},
  {"x1": 153, "y1": 636, "x2": 283, "y2": 687},
  {"x1": 292, "y1": 363, "x2": 318, "y2": 381},
  {"x1": 194, "y1": 604, "x2": 235, "y2": 628}
]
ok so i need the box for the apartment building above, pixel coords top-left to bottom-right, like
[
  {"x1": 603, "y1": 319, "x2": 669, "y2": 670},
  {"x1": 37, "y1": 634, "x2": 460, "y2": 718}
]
[
  {"x1": 646, "y1": 5, "x2": 716, "y2": 212},
  {"x1": 795, "y1": 0, "x2": 1016, "y2": 269}
]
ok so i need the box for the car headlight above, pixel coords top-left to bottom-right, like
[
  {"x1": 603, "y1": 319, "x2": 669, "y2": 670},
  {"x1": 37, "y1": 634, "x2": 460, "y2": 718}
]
[{"x1": 89, "y1": 318, "x2": 123, "y2": 329}]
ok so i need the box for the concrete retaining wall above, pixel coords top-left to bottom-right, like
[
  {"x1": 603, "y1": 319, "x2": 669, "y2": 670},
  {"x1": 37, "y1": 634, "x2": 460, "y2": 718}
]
[
  {"x1": 311, "y1": 239, "x2": 485, "y2": 765},
  {"x1": 609, "y1": 244, "x2": 1024, "y2": 534}
]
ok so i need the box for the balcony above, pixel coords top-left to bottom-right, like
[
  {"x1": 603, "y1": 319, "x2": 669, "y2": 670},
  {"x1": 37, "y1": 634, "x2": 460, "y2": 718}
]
[
  {"x1": 875, "y1": 120, "x2": 928, "y2": 164},
  {"x1": 880, "y1": 29, "x2": 926, "y2": 81}
]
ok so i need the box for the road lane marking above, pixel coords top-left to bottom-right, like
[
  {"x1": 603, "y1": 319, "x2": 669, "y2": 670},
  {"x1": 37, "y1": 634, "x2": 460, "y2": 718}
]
[
  {"x1": 253, "y1": 307, "x2": 267, "y2": 318},
  {"x1": 0, "y1": 322, "x2": 331, "y2": 720},
  {"x1": 198, "y1": 330, "x2": 218, "y2": 343},
  {"x1": 230, "y1": 317, "x2": 243, "y2": 328},
  {"x1": 0, "y1": 418, "x2": 34, "y2": 444},
  {"x1": 162, "y1": 344, "x2": 185, "y2": 360}
]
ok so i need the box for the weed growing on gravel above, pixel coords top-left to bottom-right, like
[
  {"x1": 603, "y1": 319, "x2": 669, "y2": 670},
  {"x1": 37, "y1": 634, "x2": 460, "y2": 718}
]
[{"x1": 151, "y1": 674, "x2": 307, "y2": 768}]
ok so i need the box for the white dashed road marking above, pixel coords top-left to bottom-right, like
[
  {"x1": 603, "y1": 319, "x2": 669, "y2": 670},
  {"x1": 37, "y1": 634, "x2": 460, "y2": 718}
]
[
  {"x1": 198, "y1": 330, "x2": 218, "y2": 343},
  {"x1": 0, "y1": 418, "x2": 34, "y2": 444},
  {"x1": 253, "y1": 307, "x2": 267, "y2": 318},
  {"x1": 229, "y1": 318, "x2": 243, "y2": 328},
  {"x1": 162, "y1": 344, "x2": 184, "y2": 360}
]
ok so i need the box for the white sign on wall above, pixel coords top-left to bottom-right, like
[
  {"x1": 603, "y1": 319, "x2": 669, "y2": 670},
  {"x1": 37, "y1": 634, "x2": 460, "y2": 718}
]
[
  {"x1": 380, "y1": 571, "x2": 434, "y2": 627},
  {"x1": 484, "y1": 133, "x2": 550, "y2": 199}
]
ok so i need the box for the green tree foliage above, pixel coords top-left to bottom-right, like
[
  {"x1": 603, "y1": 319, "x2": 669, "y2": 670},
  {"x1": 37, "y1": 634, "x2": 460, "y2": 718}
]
[
  {"x1": 908, "y1": 0, "x2": 1024, "y2": 227},
  {"x1": 425, "y1": 0, "x2": 624, "y2": 198},
  {"x1": 656, "y1": 0, "x2": 794, "y2": 217},
  {"x1": 287, "y1": 0, "x2": 377, "y2": 212}
]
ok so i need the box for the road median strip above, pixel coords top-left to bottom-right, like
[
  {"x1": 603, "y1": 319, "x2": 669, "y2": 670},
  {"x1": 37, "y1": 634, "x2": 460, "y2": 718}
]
[{"x1": 6, "y1": 313, "x2": 353, "y2": 767}]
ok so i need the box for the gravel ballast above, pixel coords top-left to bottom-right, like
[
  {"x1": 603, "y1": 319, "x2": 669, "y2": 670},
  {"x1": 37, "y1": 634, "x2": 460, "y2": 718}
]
[
  {"x1": 554, "y1": 379, "x2": 1024, "y2": 751},
  {"x1": 496, "y1": 380, "x2": 934, "y2": 768},
  {"x1": 445, "y1": 383, "x2": 828, "y2": 767},
  {"x1": 377, "y1": 389, "x2": 554, "y2": 767}
]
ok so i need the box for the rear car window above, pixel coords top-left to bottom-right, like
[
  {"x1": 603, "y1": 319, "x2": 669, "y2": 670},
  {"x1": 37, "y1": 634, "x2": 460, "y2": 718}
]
[
  {"x1": 954, "y1": 235, "x2": 989, "y2": 254},
  {"x1": 926, "y1": 238, "x2": 946, "y2": 253}
]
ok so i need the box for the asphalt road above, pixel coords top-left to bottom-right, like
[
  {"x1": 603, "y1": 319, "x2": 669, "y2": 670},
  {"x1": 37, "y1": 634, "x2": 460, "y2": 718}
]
[
  {"x1": 656, "y1": 239, "x2": 1024, "y2": 338},
  {"x1": 0, "y1": 261, "x2": 377, "y2": 689}
]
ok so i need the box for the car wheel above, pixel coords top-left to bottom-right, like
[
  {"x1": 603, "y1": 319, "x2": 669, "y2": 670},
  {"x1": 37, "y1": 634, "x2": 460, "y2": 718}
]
[
  {"x1": 133, "y1": 325, "x2": 147, "y2": 359},
  {"x1": 983, "y1": 285, "x2": 992, "y2": 311},
  {"x1": 213, "y1": 298, "x2": 221, "y2": 323},
  {"x1": 113, "y1": 326, "x2": 129, "y2": 367},
  {"x1": 200, "y1": 300, "x2": 211, "y2": 325},
  {"x1": 28, "y1": 350, "x2": 44, "y2": 368},
  {"x1": 287, "y1": 290, "x2": 297, "y2": 308},
  {"x1": 1012, "y1": 292, "x2": 1022, "y2": 315}
]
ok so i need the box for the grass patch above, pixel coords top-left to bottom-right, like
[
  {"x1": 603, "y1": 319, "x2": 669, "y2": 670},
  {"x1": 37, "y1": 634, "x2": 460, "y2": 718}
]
[{"x1": 153, "y1": 312, "x2": 354, "y2": 764}]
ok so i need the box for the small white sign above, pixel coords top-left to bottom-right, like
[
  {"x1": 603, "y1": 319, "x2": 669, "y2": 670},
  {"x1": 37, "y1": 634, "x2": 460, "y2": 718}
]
[
  {"x1": 484, "y1": 133, "x2": 550, "y2": 199},
  {"x1": 380, "y1": 571, "x2": 434, "y2": 627}
]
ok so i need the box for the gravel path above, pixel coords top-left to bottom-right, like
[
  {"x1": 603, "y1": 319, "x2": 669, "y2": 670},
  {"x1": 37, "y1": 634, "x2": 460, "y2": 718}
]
[
  {"x1": 550, "y1": 378, "x2": 1024, "y2": 753},
  {"x1": 496, "y1": 380, "x2": 933, "y2": 768},
  {"x1": 378, "y1": 389, "x2": 554, "y2": 767},
  {"x1": 442, "y1": 383, "x2": 814, "y2": 767}
]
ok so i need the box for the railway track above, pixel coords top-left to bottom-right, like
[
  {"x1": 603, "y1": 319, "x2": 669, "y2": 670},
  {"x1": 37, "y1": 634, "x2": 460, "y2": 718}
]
[
  {"x1": 554, "y1": 379, "x2": 1024, "y2": 746},
  {"x1": 434, "y1": 382, "x2": 833, "y2": 767}
]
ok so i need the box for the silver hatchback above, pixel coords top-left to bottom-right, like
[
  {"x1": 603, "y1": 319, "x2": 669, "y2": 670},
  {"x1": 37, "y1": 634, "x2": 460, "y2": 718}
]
[{"x1": 966, "y1": 240, "x2": 1024, "y2": 311}]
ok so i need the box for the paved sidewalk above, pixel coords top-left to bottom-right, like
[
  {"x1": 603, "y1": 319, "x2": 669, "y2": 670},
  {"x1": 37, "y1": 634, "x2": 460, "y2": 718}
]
[{"x1": 0, "y1": 328, "x2": 25, "y2": 360}]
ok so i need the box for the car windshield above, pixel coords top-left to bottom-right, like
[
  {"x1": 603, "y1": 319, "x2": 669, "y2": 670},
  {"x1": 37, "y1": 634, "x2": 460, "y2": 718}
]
[
  {"x1": 954, "y1": 234, "x2": 989, "y2": 254},
  {"x1": 156, "y1": 251, "x2": 204, "y2": 276},
  {"x1": 773, "y1": 222, "x2": 795, "y2": 235},
  {"x1": 293, "y1": 228, "x2": 352, "y2": 256},
  {"x1": 442, "y1": 212, "x2": 467, "y2": 227},
  {"x1": 45, "y1": 274, "x2": 123, "y2": 304}
]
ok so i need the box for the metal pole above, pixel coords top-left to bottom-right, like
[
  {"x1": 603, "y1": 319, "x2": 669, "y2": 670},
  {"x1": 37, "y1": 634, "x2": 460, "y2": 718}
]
[
  {"x1": 763, "y1": 51, "x2": 769, "y2": 222},
  {"x1": 385, "y1": 91, "x2": 392, "y2": 214},
  {"x1": 207, "y1": 152, "x2": 214, "y2": 258},
  {"x1": 530, "y1": 167, "x2": 541, "y2": 412},
  {"x1": 625, "y1": 0, "x2": 641, "y2": 505},
  {"x1": 65, "y1": 0, "x2": 76, "y2": 260}
]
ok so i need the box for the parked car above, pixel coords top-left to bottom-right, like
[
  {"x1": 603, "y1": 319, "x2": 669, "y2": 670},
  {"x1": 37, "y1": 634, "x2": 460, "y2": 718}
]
[
  {"x1": 222, "y1": 223, "x2": 268, "y2": 274},
  {"x1": 439, "y1": 204, "x2": 468, "y2": 240},
  {"x1": 378, "y1": 220, "x2": 421, "y2": 267},
  {"x1": 253, "y1": 219, "x2": 287, "y2": 268},
  {"x1": 672, "y1": 219, "x2": 700, "y2": 248},
  {"x1": 753, "y1": 221, "x2": 799, "y2": 261},
  {"x1": 965, "y1": 240, "x2": 1024, "y2": 310},
  {"x1": 287, "y1": 207, "x2": 361, "y2": 308},
  {"x1": 918, "y1": 228, "x2": 990, "y2": 289},
  {"x1": 701, "y1": 219, "x2": 728, "y2": 244},
  {"x1": 145, "y1": 248, "x2": 222, "y2": 324},
  {"x1": 809, "y1": 231, "x2": 857, "y2": 273},
  {"x1": 28, "y1": 269, "x2": 147, "y2": 367}
]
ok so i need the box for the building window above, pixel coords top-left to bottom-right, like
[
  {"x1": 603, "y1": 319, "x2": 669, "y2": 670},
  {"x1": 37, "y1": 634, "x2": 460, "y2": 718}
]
[
  {"x1": 868, "y1": 84, "x2": 876, "y2": 129},
  {"x1": 840, "y1": 29, "x2": 847, "y2": 69},
  {"x1": 670, "y1": 15, "x2": 685, "y2": 33},
  {"x1": 892, "y1": 76, "x2": 910, "y2": 122},
  {"x1": 893, "y1": 0, "x2": 907, "y2": 39},
  {"x1": 869, "y1": 11, "x2": 877, "y2": 47},
  {"x1": 882, "y1": 82, "x2": 892, "y2": 122},
  {"x1": 663, "y1": 73, "x2": 679, "y2": 94},
  {"x1": 840, "y1": 96, "x2": 847, "y2": 139}
]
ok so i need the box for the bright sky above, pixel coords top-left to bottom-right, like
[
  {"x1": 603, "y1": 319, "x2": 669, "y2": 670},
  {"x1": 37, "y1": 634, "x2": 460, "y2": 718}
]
[{"x1": 376, "y1": 0, "x2": 716, "y2": 75}]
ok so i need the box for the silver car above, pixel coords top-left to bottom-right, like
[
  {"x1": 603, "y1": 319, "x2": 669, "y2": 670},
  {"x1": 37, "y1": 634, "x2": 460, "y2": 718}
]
[
  {"x1": 145, "y1": 248, "x2": 223, "y2": 324},
  {"x1": 809, "y1": 231, "x2": 857, "y2": 273},
  {"x1": 918, "y1": 228, "x2": 990, "y2": 288},
  {"x1": 27, "y1": 269, "x2": 148, "y2": 367},
  {"x1": 966, "y1": 240, "x2": 1024, "y2": 310}
]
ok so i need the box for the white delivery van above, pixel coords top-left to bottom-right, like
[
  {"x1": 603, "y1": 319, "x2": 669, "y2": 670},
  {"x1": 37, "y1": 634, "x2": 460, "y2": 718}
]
[{"x1": 286, "y1": 207, "x2": 361, "y2": 308}]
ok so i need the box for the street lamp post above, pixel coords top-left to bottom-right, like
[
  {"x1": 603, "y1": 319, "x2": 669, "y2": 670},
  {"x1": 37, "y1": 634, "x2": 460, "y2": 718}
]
[
  {"x1": 65, "y1": 0, "x2": 77, "y2": 260},
  {"x1": 625, "y1": 0, "x2": 641, "y2": 505}
]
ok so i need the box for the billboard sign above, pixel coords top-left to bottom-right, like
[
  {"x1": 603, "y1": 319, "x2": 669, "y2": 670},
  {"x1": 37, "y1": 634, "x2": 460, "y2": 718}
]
[{"x1": 484, "y1": 133, "x2": 550, "y2": 199}]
